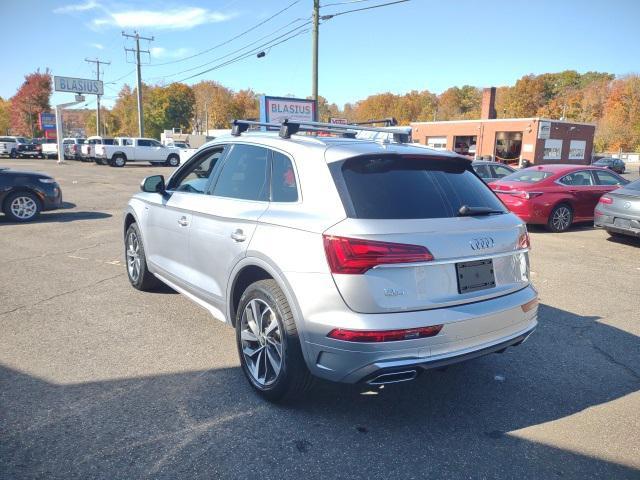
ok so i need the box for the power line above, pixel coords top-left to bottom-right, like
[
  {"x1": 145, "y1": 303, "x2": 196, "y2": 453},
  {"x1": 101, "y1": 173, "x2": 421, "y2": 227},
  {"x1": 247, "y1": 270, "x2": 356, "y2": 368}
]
[
  {"x1": 149, "y1": 20, "x2": 311, "y2": 83},
  {"x1": 175, "y1": 27, "x2": 311, "y2": 83},
  {"x1": 148, "y1": 0, "x2": 303, "y2": 67},
  {"x1": 104, "y1": 69, "x2": 136, "y2": 85},
  {"x1": 321, "y1": 0, "x2": 375, "y2": 7},
  {"x1": 321, "y1": 0, "x2": 409, "y2": 19}
]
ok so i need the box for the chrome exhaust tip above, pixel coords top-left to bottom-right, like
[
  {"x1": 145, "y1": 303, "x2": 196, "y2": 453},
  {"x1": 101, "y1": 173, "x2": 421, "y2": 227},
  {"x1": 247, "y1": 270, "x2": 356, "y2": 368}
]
[{"x1": 367, "y1": 370, "x2": 418, "y2": 385}]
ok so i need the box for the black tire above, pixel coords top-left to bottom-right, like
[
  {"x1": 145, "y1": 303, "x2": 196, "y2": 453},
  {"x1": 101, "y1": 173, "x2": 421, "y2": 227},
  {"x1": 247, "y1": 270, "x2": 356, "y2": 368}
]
[
  {"x1": 546, "y1": 203, "x2": 573, "y2": 232},
  {"x1": 95, "y1": 158, "x2": 104, "y2": 165},
  {"x1": 166, "y1": 154, "x2": 180, "y2": 167},
  {"x1": 3, "y1": 191, "x2": 41, "y2": 222},
  {"x1": 124, "y1": 223, "x2": 160, "y2": 291},
  {"x1": 9, "y1": 149, "x2": 17, "y2": 159},
  {"x1": 111, "y1": 154, "x2": 126, "y2": 167},
  {"x1": 236, "y1": 279, "x2": 313, "y2": 402}
]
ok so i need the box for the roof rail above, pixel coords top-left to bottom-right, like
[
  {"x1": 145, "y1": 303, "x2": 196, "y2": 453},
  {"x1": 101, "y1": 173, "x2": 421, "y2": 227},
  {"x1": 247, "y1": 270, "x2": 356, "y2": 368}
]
[{"x1": 231, "y1": 119, "x2": 410, "y2": 143}]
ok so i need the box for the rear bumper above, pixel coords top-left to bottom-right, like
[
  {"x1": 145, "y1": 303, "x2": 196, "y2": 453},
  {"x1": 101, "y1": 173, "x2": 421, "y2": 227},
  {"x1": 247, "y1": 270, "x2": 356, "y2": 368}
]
[
  {"x1": 594, "y1": 211, "x2": 640, "y2": 237},
  {"x1": 296, "y1": 280, "x2": 538, "y2": 384},
  {"x1": 496, "y1": 195, "x2": 546, "y2": 224}
]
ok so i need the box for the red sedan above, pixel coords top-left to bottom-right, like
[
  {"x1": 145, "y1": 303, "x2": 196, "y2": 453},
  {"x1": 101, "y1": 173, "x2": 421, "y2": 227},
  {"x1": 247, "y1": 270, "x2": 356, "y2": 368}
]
[{"x1": 489, "y1": 164, "x2": 628, "y2": 232}]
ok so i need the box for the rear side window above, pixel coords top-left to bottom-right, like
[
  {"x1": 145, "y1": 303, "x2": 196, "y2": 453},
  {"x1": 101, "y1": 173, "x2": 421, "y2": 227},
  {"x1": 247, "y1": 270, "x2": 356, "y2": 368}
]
[
  {"x1": 559, "y1": 170, "x2": 594, "y2": 186},
  {"x1": 330, "y1": 155, "x2": 506, "y2": 219},
  {"x1": 271, "y1": 151, "x2": 298, "y2": 202},
  {"x1": 103, "y1": 139, "x2": 115, "y2": 145},
  {"x1": 212, "y1": 144, "x2": 270, "y2": 201}
]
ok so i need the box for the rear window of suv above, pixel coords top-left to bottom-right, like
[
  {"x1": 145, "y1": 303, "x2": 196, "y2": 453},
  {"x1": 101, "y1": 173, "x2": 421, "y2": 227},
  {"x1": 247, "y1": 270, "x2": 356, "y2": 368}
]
[{"x1": 330, "y1": 155, "x2": 506, "y2": 219}]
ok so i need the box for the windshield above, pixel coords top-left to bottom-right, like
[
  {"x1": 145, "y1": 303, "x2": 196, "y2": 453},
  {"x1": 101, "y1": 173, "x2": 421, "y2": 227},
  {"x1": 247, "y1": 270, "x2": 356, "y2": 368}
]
[
  {"x1": 16, "y1": 137, "x2": 28, "y2": 143},
  {"x1": 595, "y1": 159, "x2": 612, "y2": 164},
  {"x1": 330, "y1": 155, "x2": 506, "y2": 219},
  {"x1": 500, "y1": 169, "x2": 554, "y2": 183}
]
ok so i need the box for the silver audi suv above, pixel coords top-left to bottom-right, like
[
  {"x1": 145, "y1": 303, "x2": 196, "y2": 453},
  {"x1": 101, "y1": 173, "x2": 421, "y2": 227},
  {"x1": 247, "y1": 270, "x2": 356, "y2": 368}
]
[{"x1": 124, "y1": 120, "x2": 538, "y2": 401}]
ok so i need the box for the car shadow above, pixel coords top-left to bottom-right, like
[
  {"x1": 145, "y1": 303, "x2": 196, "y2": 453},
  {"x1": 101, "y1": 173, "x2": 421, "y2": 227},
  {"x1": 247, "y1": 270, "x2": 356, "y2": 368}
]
[
  {"x1": 605, "y1": 232, "x2": 640, "y2": 247},
  {"x1": 0, "y1": 210, "x2": 112, "y2": 225},
  {"x1": 1, "y1": 304, "x2": 638, "y2": 479}
]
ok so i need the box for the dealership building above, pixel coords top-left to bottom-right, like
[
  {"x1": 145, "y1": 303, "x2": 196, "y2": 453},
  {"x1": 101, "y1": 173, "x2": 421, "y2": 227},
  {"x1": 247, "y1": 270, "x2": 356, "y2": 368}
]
[{"x1": 411, "y1": 88, "x2": 596, "y2": 165}]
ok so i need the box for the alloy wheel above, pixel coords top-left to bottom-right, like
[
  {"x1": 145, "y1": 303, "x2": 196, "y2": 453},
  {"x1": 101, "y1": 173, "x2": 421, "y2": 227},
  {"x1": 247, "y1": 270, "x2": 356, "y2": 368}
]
[
  {"x1": 552, "y1": 206, "x2": 571, "y2": 231},
  {"x1": 10, "y1": 196, "x2": 38, "y2": 220},
  {"x1": 240, "y1": 299, "x2": 283, "y2": 386},
  {"x1": 126, "y1": 230, "x2": 141, "y2": 282}
]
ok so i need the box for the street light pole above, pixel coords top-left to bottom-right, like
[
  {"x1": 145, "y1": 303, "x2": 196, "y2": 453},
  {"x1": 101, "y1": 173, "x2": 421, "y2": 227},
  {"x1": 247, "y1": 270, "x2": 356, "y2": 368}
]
[{"x1": 311, "y1": 0, "x2": 319, "y2": 108}]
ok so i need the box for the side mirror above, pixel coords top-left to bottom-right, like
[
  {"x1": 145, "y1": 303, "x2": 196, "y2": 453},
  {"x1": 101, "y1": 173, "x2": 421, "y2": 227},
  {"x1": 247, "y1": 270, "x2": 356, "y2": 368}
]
[{"x1": 141, "y1": 175, "x2": 165, "y2": 193}]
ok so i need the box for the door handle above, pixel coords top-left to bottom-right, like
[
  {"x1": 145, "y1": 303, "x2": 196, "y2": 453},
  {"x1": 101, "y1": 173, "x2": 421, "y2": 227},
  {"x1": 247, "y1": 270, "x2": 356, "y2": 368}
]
[
  {"x1": 177, "y1": 216, "x2": 189, "y2": 227},
  {"x1": 231, "y1": 229, "x2": 246, "y2": 242}
]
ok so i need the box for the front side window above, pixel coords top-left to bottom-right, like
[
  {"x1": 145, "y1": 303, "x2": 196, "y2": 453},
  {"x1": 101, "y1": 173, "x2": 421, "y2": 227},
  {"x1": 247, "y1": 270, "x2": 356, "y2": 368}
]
[
  {"x1": 271, "y1": 151, "x2": 298, "y2": 202},
  {"x1": 149, "y1": 140, "x2": 162, "y2": 147},
  {"x1": 212, "y1": 144, "x2": 270, "y2": 201},
  {"x1": 172, "y1": 147, "x2": 225, "y2": 194},
  {"x1": 559, "y1": 170, "x2": 594, "y2": 186},
  {"x1": 137, "y1": 139, "x2": 151, "y2": 147}
]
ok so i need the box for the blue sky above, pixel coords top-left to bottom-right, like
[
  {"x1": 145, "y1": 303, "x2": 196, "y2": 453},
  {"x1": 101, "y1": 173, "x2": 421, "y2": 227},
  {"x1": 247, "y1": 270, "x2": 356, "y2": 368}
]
[{"x1": 3, "y1": 0, "x2": 640, "y2": 109}]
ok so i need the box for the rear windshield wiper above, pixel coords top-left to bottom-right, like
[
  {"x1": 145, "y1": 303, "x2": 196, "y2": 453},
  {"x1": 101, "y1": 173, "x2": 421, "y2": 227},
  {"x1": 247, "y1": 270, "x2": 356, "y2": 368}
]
[{"x1": 458, "y1": 205, "x2": 505, "y2": 217}]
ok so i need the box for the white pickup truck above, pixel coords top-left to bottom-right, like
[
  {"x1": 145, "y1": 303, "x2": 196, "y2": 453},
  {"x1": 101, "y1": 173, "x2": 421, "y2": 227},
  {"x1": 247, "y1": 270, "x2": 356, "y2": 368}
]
[
  {"x1": 82, "y1": 136, "x2": 116, "y2": 163},
  {"x1": 94, "y1": 137, "x2": 182, "y2": 167}
]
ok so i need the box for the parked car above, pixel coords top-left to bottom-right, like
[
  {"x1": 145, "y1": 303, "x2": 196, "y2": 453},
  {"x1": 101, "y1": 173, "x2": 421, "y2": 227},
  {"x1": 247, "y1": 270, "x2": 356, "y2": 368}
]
[
  {"x1": 15, "y1": 138, "x2": 42, "y2": 158},
  {"x1": 489, "y1": 165, "x2": 629, "y2": 232},
  {"x1": 0, "y1": 136, "x2": 29, "y2": 158},
  {"x1": 95, "y1": 137, "x2": 181, "y2": 167},
  {"x1": 593, "y1": 157, "x2": 626, "y2": 174},
  {"x1": 472, "y1": 160, "x2": 515, "y2": 182},
  {"x1": 41, "y1": 140, "x2": 59, "y2": 159},
  {"x1": 123, "y1": 122, "x2": 537, "y2": 401},
  {"x1": 0, "y1": 167, "x2": 62, "y2": 221},
  {"x1": 594, "y1": 178, "x2": 640, "y2": 238},
  {"x1": 62, "y1": 138, "x2": 86, "y2": 160},
  {"x1": 82, "y1": 136, "x2": 116, "y2": 163}
]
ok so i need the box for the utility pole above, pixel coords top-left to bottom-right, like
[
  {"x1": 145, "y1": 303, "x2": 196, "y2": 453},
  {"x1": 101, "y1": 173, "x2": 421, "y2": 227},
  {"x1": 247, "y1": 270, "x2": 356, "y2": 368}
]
[
  {"x1": 85, "y1": 58, "x2": 110, "y2": 136},
  {"x1": 123, "y1": 31, "x2": 153, "y2": 137},
  {"x1": 311, "y1": 0, "x2": 319, "y2": 107},
  {"x1": 204, "y1": 101, "x2": 208, "y2": 134}
]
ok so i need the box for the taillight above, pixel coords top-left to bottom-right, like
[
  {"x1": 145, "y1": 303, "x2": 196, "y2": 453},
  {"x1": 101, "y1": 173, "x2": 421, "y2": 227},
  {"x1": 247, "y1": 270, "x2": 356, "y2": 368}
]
[
  {"x1": 323, "y1": 235, "x2": 434, "y2": 274},
  {"x1": 328, "y1": 325, "x2": 443, "y2": 342},
  {"x1": 599, "y1": 196, "x2": 613, "y2": 204},
  {"x1": 513, "y1": 191, "x2": 543, "y2": 200},
  {"x1": 517, "y1": 231, "x2": 530, "y2": 249},
  {"x1": 521, "y1": 297, "x2": 538, "y2": 313}
]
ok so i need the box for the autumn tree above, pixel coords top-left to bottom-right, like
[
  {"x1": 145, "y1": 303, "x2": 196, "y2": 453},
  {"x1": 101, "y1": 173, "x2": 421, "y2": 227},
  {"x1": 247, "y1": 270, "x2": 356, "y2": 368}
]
[
  {"x1": 86, "y1": 108, "x2": 121, "y2": 137},
  {"x1": 0, "y1": 97, "x2": 10, "y2": 135},
  {"x1": 595, "y1": 75, "x2": 640, "y2": 151},
  {"x1": 231, "y1": 89, "x2": 259, "y2": 121},
  {"x1": 10, "y1": 70, "x2": 52, "y2": 137},
  {"x1": 145, "y1": 83, "x2": 195, "y2": 138},
  {"x1": 436, "y1": 86, "x2": 481, "y2": 120},
  {"x1": 111, "y1": 84, "x2": 140, "y2": 136},
  {"x1": 191, "y1": 80, "x2": 235, "y2": 130}
]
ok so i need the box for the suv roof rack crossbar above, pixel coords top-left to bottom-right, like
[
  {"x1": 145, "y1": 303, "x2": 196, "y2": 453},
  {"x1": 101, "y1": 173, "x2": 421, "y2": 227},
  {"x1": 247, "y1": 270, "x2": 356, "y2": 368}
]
[{"x1": 232, "y1": 119, "x2": 410, "y2": 142}]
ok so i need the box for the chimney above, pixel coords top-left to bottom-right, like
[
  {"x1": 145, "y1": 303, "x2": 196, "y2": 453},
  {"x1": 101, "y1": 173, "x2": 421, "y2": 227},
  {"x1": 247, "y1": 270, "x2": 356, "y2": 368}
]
[{"x1": 481, "y1": 87, "x2": 497, "y2": 120}]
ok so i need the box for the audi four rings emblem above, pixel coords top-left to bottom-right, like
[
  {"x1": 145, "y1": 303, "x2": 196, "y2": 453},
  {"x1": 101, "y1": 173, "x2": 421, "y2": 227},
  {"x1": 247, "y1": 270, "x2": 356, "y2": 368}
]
[{"x1": 470, "y1": 237, "x2": 495, "y2": 250}]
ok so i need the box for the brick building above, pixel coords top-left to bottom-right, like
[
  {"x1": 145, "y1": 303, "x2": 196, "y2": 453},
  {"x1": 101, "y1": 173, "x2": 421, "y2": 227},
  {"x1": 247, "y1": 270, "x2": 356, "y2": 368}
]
[{"x1": 411, "y1": 88, "x2": 596, "y2": 166}]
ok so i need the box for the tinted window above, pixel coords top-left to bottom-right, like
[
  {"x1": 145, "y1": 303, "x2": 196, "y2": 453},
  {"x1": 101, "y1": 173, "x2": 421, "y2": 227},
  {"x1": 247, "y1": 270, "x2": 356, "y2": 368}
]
[
  {"x1": 63, "y1": 140, "x2": 73, "y2": 144},
  {"x1": 103, "y1": 139, "x2": 115, "y2": 145},
  {"x1": 501, "y1": 169, "x2": 553, "y2": 183},
  {"x1": 149, "y1": 140, "x2": 162, "y2": 147},
  {"x1": 331, "y1": 155, "x2": 506, "y2": 219},
  {"x1": 594, "y1": 170, "x2": 624, "y2": 186},
  {"x1": 212, "y1": 144, "x2": 270, "y2": 201},
  {"x1": 492, "y1": 165, "x2": 514, "y2": 178},
  {"x1": 172, "y1": 147, "x2": 224, "y2": 194},
  {"x1": 559, "y1": 170, "x2": 594, "y2": 186},
  {"x1": 137, "y1": 139, "x2": 151, "y2": 147},
  {"x1": 473, "y1": 164, "x2": 492, "y2": 179},
  {"x1": 271, "y1": 151, "x2": 298, "y2": 202}
]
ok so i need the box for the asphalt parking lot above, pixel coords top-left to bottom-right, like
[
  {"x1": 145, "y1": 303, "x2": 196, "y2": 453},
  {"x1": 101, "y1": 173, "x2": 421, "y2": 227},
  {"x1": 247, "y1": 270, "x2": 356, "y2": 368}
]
[{"x1": 1, "y1": 158, "x2": 639, "y2": 479}]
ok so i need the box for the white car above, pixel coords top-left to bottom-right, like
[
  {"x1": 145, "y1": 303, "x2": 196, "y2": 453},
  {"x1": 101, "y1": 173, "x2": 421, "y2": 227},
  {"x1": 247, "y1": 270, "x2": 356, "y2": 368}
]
[
  {"x1": 95, "y1": 137, "x2": 182, "y2": 167},
  {"x1": 123, "y1": 119, "x2": 537, "y2": 401},
  {"x1": 0, "y1": 136, "x2": 28, "y2": 158},
  {"x1": 82, "y1": 136, "x2": 116, "y2": 163}
]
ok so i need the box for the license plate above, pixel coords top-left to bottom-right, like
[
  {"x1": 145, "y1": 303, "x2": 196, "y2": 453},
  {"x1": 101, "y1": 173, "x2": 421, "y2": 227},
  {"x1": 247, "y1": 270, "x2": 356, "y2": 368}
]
[
  {"x1": 614, "y1": 218, "x2": 631, "y2": 229},
  {"x1": 456, "y1": 259, "x2": 496, "y2": 294}
]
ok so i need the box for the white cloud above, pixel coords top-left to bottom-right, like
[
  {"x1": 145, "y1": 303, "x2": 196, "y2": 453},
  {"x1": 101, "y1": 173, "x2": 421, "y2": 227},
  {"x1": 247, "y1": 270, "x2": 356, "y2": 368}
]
[
  {"x1": 54, "y1": 0, "x2": 100, "y2": 14},
  {"x1": 91, "y1": 7, "x2": 236, "y2": 30},
  {"x1": 90, "y1": 42, "x2": 104, "y2": 50},
  {"x1": 150, "y1": 47, "x2": 192, "y2": 59}
]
